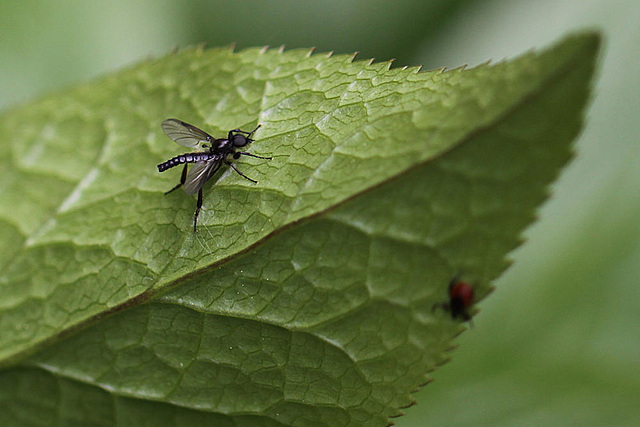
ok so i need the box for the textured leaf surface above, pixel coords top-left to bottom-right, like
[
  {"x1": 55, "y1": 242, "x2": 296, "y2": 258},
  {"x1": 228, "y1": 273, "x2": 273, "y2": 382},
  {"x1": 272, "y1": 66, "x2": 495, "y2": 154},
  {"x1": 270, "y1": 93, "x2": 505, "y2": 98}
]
[{"x1": 0, "y1": 33, "x2": 598, "y2": 425}]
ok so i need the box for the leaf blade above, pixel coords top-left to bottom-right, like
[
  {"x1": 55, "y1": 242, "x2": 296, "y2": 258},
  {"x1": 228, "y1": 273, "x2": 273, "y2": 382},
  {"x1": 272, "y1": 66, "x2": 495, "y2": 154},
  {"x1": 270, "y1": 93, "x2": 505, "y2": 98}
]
[{"x1": 0, "y1": 32, "x2": 599, "y2": 425}]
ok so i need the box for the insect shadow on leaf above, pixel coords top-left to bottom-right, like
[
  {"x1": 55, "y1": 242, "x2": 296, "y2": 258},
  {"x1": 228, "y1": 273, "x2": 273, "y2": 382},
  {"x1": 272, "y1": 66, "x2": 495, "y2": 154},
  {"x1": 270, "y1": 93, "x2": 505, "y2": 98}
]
[{"x1": 157, "y1": 119, "x2": 271, "y2": 232}]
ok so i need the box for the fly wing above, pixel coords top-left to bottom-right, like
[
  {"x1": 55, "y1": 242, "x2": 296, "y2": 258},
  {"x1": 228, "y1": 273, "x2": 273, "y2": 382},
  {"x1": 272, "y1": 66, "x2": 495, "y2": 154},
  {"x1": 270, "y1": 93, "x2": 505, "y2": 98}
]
[
  {"x1": 161, "y1": 119, "x2": 213, "y2": 149},
  {"x1": 183, "y1": 157, "x2": 223, "y2": 195}
]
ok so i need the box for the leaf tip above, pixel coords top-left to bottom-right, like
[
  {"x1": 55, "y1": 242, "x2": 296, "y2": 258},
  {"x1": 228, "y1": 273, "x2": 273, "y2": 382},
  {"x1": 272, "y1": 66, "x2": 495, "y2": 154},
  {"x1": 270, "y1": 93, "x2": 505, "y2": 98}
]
[
  {"x1": 449, "y1": 63, "x2": 469, "y2": 72},
  {"x1": 399, "y1": 399, "x2": 418, "y2": 410},
  {"x1": 419, "y1": 377, "x2": 435, "y2": 388},
  {"x1": 386, "y1": 58, "x2": 396, "y2": 70}
]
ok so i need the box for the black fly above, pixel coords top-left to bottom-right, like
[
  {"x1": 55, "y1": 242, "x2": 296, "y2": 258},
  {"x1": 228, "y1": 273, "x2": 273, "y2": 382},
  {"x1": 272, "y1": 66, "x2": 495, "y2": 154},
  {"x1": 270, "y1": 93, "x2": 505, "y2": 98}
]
[{"x1": 157, "y1": 119, "x2": 271, "y2": 232}]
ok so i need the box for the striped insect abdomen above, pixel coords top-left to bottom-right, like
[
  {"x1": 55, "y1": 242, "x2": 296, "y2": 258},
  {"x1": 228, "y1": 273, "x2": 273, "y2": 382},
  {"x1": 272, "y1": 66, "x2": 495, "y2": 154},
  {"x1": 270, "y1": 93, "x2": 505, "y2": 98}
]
[{"x1": 157, "y1": 152, "x2": 214, "y2": 172}]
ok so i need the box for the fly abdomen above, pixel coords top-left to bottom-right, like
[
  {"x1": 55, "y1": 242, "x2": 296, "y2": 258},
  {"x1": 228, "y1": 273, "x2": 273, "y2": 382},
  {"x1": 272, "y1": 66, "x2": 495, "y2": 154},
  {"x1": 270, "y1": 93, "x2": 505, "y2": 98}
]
[{"x1": 157, "y1": 152, "x2": 213, "y2": 172}]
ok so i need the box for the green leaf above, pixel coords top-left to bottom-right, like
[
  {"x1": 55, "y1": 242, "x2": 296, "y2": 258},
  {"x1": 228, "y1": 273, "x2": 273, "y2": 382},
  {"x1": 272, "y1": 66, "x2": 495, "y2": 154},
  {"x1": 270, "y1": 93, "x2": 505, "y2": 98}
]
[{"x1": 0, "y1": 32, "x2": 599, "y2": 425}]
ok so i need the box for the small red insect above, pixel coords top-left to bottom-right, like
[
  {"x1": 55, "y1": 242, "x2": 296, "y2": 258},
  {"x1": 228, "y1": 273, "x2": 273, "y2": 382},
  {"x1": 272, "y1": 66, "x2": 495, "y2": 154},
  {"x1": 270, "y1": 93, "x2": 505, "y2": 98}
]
[{"x1": 433, "y1": 277, "x2": 475, "y2": 324}]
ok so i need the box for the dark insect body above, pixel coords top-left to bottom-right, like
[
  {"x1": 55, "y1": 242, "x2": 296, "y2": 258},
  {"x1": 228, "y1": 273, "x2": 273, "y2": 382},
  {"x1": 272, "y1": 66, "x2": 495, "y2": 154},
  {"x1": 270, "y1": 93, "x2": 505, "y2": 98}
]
[
  {"x1": 433, "y1": 277, "x2": 475, "y2": 325},
  {"x1": 157, "y1": 118, "x2": 271, "y2": 232}
]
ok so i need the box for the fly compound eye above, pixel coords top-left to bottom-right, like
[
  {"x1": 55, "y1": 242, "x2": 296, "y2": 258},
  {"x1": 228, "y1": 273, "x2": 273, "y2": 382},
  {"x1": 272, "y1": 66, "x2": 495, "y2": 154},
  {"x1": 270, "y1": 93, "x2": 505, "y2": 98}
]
[{"x1": 232, "y1": 134, "x2": 249, "y2": 147}]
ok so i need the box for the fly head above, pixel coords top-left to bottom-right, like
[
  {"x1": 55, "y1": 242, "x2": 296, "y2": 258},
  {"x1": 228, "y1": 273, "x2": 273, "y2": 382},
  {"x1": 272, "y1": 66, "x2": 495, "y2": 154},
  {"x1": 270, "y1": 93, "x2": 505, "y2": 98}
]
[{"x1": 231, "y1": 133, "x2": 251, "y2": 148}]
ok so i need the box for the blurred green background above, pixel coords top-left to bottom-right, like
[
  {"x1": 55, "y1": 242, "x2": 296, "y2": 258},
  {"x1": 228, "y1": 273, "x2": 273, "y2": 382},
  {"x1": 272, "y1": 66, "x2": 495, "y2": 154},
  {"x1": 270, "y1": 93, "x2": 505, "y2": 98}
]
[{"x1": 1, "y1": 0, "x2": 638, "y2": 425}]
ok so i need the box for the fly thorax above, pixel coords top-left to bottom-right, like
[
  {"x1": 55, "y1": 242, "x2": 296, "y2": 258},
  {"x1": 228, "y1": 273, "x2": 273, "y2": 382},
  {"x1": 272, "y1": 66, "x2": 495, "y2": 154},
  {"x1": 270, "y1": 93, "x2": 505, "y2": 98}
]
[{"x1": 214, "y1": 139, "x2": 231, "y2": 150}]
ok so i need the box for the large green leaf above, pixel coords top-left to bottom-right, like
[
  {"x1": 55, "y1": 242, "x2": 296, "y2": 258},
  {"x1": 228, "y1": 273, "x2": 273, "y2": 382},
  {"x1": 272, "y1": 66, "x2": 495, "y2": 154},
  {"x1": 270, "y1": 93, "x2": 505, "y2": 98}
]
[{"x1": 0, "y1": 33, "x2": 598, "y2": 425}]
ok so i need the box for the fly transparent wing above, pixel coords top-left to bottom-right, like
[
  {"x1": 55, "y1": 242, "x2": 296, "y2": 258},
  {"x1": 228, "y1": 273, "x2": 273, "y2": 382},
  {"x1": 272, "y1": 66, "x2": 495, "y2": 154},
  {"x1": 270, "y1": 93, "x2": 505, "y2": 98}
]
[
  {"x1": 183, "y1": 158, "x2": 223, "y2": 195},
  {"x1": 161, "y1": 119, "x2": 213, "y2": 149}
]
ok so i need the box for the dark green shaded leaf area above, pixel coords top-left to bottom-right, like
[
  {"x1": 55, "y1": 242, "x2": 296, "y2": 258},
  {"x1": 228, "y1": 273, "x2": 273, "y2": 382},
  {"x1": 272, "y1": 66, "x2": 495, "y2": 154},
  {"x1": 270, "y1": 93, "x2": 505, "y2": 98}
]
[{"x1": 0, "y1": 33, "x2": 599, "y2": 426}]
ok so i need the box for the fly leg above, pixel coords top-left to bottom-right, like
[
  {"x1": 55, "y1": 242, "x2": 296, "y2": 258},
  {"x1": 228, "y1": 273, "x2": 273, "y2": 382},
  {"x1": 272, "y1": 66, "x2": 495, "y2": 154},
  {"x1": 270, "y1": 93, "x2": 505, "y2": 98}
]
[
  {"x1": 227, "y1": 124, "x2": 261, "y2": 139},
  {"x1": 226, "y1": 161, "x2": 258, "y2": 183},
  {"x1": 165, "y1": 163, "x2": 188, "y2": 194},
  {"x1": 193, "y1": 188, "x2": 203, "y2": 232},
  {"x1": 235, "y1": 152, "x2": 272, "y2": 160}
]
